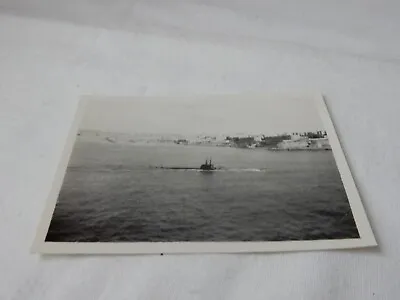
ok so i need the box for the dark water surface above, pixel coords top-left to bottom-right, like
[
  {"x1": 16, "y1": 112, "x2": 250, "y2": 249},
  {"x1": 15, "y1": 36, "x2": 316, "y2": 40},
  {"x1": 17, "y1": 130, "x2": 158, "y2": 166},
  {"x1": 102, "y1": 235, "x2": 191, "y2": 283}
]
[{"x1": 46, "y1": 140, "x2": 359, "y2": 242}]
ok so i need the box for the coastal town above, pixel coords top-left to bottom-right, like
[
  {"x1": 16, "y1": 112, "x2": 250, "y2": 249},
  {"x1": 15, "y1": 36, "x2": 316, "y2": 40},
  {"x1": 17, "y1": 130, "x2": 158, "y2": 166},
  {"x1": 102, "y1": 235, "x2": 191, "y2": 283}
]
[
  {"x1": 173, "y1": 131, "x2": 330, "y2": 150},
  {"x1": 77, "y1": 130, "x2": 331, "y2": 151}
]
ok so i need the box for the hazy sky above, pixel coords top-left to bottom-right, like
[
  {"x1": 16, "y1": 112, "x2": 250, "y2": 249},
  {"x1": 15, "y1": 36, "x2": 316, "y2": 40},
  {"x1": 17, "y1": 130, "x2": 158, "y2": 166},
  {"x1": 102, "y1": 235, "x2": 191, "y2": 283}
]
[{"x1": 80, "y1": 94, "x2": 325, "y2": 136}]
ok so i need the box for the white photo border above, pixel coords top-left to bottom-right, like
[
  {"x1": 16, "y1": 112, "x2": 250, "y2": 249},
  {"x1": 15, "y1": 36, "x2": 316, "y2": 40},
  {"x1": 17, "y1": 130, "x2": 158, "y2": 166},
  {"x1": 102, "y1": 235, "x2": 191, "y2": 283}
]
[{"x1": 31, "y1": 93, "x2": 377, "y2": 254}]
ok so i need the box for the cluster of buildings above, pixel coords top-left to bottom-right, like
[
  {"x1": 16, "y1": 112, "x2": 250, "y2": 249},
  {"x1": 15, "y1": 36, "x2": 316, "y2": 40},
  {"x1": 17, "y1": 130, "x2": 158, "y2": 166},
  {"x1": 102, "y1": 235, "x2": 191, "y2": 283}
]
[
  {"x1": 277, "y1": 134, "x2": 331, "y2": 150},
  {"x1": 77, "y1": 130, "x2": 331, "y2": 150},
  {"x1": 174, "y1": 135, "x2": 223, "y2": 146},
  {"x1": 174, "y1": 132, "x2": 331, "y2": 150},
  {"x1": 220, "y1": 132, "x2": 331, "y2": 150}
]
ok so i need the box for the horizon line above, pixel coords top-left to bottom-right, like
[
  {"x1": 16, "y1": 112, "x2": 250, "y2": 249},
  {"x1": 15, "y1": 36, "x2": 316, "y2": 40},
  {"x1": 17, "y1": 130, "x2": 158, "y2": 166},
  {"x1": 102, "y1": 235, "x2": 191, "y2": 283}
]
[{"x1": 78, "y1": 129, "x2": 328, "y2": 137}]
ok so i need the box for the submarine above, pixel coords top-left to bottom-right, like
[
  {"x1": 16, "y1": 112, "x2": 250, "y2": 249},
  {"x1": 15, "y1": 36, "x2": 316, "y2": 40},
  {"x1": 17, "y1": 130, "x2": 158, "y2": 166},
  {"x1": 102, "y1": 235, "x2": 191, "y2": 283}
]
[{"x1": 156, "y1": 158, "x2": 218, "y2": 171}]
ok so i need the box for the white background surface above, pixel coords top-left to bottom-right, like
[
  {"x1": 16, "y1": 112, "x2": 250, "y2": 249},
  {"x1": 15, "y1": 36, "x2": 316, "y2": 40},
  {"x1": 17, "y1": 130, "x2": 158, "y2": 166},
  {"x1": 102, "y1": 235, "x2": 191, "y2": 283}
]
[{"x1": 1, "y1": 1, "x2": 400, "y2": 299}]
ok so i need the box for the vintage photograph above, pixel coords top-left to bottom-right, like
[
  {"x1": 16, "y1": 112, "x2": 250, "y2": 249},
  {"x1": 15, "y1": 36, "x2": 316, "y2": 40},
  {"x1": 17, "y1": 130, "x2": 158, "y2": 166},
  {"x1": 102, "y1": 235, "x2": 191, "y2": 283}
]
[{"x1": 33, "y1": 94, "x2": 376, "y2": 254}]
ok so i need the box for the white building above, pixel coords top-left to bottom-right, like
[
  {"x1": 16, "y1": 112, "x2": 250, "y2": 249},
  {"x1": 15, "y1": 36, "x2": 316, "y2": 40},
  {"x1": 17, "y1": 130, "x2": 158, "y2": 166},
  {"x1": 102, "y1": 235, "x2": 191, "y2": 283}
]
[
  {"x1": 278, "y1": 137, "x2": 331, "y2": 150},
  {"x1": 254, "y1": 135, "x2": 264, "y2": 142},
  {"x1": 278, "y1": 138, "x2": 309, "y2": 149},
  {"x1": 289, "y1": 134, "x2": 303, "y2": 141},
  {"x1": 309, "y1": 138, "x2": 331, "y2": 149}
]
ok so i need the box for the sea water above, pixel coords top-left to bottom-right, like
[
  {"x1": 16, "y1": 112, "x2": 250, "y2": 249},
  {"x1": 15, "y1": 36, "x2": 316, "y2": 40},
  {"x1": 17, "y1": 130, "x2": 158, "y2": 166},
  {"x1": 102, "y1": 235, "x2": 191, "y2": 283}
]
[{"x1": 46, "y1": 140, "x2": 359, "y2": 242}]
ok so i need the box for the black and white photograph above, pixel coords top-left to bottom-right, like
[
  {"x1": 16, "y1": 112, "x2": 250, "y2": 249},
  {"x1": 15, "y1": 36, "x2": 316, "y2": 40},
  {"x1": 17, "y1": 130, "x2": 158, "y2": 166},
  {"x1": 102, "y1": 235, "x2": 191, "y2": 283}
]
[{"x1": 33, "y1": 94, "x2": 376, "y2": 254}]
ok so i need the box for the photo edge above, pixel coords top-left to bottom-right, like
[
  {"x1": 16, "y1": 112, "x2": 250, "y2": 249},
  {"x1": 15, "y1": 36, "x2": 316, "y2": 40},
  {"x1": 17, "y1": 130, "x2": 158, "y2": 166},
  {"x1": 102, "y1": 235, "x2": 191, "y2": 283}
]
[
  {"x1": 31, "y1": 99, "x2": 88, "y2": 251},
  {"x1": 314, "y1": 94, "x2": 376, "y2": 245},
  {"x1": 37, "y1": 237, "x2": 377, "y2": 255},
  {"x1": 31, "y1": 93, "x2": 377, "y2": 254}
]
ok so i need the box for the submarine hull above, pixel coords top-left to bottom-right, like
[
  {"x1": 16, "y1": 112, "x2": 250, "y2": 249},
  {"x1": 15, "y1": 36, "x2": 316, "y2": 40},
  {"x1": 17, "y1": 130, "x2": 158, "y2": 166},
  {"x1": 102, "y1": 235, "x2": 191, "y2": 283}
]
[{"x1": 155, "y1": 167, "x2": 218, "y2": 171}]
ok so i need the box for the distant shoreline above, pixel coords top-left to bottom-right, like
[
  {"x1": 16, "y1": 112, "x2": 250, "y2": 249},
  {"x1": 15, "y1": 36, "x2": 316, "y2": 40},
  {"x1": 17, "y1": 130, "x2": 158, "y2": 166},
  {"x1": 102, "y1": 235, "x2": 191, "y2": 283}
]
[
  {"x1": 77, "y1": 136, "x2": 331, "y2": 152},
  {"x1": 266, "y1": 148, "x2": 332, "y2": 152}
]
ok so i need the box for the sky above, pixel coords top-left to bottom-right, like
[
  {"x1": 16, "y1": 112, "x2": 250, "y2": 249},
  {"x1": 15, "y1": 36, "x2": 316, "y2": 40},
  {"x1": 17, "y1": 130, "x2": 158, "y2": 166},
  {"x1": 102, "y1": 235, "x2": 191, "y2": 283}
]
[{"x1": 80, "y1": 94, "x2": 325, "y2": 137}]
